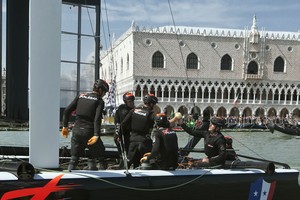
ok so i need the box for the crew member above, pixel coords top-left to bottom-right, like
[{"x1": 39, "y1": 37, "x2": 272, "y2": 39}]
[
  {"x1": 179, "y1": 109, "x2": 211, "y2": 158},
  {"x1": 121, "y1": 93, "x2": 158, "y2": 169},
  {"x1": 224, "y1": 136, "x2": 239, "y2": 161},
  {"x1": 174, "y1": 115, "x2": 227, "y2": 167},
  {"x1": 140, "y1": 113, "x2": 179, "y2": 170},
  {"x1": 61, "y1": 79, "x2": 109, "y2": 171},
  {"x1": 114, "y1": 92, "x2": 135, "y2": 168}
]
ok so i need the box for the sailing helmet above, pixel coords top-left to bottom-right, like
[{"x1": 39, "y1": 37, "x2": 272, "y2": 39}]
[
  {"x1": 224, "y1": 136, "x2": 233, "y2": 145},
  {"x1": 154, "y1": 113, "x2": 170, "y2": 128},
  {"x1": 143, "y1": 93, "x2": 158, "y2": 105},
  {"x1": 210, "y1": 117, "x2": 225, "y2": 128},
  {"x1": 123, "y1": 92, "x2": 135, "y2": 103},
  {"x1": 203, "y1": 109, "x2": 211, "y2": 120},
  {"x1": 93, "y1": 79, "x2": 109, "y2": 92}
]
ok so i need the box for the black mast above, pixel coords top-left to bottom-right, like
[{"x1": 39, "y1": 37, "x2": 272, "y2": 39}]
[{"x1": 94, "y1": 0, "x2": 101, "y2": 80}]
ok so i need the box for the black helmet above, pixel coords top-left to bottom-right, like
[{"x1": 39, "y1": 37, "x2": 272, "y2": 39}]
[
  {"x1": 143, "y1": 93, "x2": 158, "y2": 105},
  {"x1": 93, "y1": 79, "x2": 109, "y2": 92},
  {"x1": 224, "y1": 136, "x2": 233, "y2": 145},
  {"x1": 123, "y1": 92, "x2": 135, "y2": 103},
  {"x1": 203, "y1": 109, "x2": 211, "y2": 120},
  {"x1": 154, "y1": 113, "x2": 169, "y2": 128},
  {"x1": 210, "y1": 117, "x2": 225, "y2": 127}
]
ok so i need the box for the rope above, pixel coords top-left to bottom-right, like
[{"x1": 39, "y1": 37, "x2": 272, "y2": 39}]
[
  {"x1": 225, "y1": 133, "x2": 265, "y2": 159},
  {"x1": 35, "y1": 166, "x2": 219, "y2": 192},
  {"x1": 3, "y1": 155, "x2": 221, "y2": 192}
]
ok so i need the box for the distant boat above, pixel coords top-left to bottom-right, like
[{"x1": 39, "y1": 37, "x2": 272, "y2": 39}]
[{"x1": 268, "y1": 123, "x2": 300, "y2": 136}]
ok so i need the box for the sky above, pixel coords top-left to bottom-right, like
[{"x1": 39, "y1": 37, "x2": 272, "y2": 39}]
[
  {"x1": 1, "y1": 0, "x2": 300, "y2": 68},
  {"x1": 100, "y1": 0, "x2": 300, "y2": 50}
]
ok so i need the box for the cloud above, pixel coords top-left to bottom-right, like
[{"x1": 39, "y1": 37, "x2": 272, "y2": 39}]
[{"x1": 100, "y1": 0, "x2": 300, "y2": 46}]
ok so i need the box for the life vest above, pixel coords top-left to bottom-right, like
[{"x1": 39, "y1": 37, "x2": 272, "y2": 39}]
[
  {"x1": 204, "y1": 133, "x2": 225, "y2": 158},
  {"x1": 160, "y1": 128, "x2": 178, "y2": 153},
  {"x1": 131, "y1": 107, "x2": 153, "y2": 134}
]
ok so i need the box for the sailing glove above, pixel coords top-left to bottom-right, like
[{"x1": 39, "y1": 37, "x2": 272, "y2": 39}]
[
  {"x1": 87, "y1": 136, "x2": 99, "y2": 145},
  {"x1": 61, "y1": 127, "x2": 69, "y2": 138}
]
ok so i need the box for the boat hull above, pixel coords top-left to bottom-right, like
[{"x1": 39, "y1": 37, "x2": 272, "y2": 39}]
[
  {"x1": 273, "y1": 124, "x2": 300, "y2": 136},
  {"x1": 1, "y1": 169, "x2": 299, "y2": 200}
]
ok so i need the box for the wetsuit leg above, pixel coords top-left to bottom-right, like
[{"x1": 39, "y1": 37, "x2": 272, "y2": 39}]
[
  {"x1": 68, "y1": 156, "x2": 79, "y2": 171},
  {"x1": 88, "y1": 138, "x2": 106, "y2": 169},
  {"x1": 87, "y1": 158, "x2": 98, "y2": 170},
  {"x1": 127, "y1": 142, "x2": 139, "y2": 169}
]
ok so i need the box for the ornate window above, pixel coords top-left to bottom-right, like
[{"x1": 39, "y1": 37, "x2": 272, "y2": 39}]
[
  {"x1": 274, "y1": 56, "x2": 284, "y2": 72},
  {"x1": 247, "y1": 61, "x2": 258, "y2": 74},
  {"x1": 186, "y1": 53, "x2": 198, "y2": 69},
  {"x1": 152, "y1": 51, "x2": 164, "y2": 68},
  {"x1": 220, "y1": 54, "x2": 232, "y2": 70}
]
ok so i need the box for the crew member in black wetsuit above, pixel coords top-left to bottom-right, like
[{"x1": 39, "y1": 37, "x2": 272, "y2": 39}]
[
  {"x1": 179, "y1": 109, "x2": 210, "y2": 158},
  {"x1": 121, "y1": 93, "x2": 158, "y2": 169},
  {"x1": 174, "y1": 116, "x2": 227, "y2": 167},
  {"x1": 61, "y1": 79, "x2": 109, "y2": 171},
  {"x1": 114, "y1": 92, "x2": 135, "y2": 168},
  {"x1": 140, "y1": 113, "x2": 179, "y2": 170},
  {"x1": 224, "y1": 136, "x2": 239, "y2": 161}
]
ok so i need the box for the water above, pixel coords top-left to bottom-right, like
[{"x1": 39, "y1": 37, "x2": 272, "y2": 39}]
[{"x1": 1, "y1": 130, "x2": 300, "y2": 177}]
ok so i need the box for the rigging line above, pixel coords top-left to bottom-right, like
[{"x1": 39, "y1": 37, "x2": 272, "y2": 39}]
[
  {"x1": 225, "y1": 132, "x2": 265, "y2": 159},
  {"x1": 168, "y1": 0, "x2": 195, "y2": 145},
  {"x1": 101, "y1": 13, "x2": 109, "y2": 50},
  {"x1": 103, "y1": 0, "x2": 117, "y2": 81},
  {"x1": 38, "y1": 167, "x2": 218, "y2": 192},
  {"x1": 103, "y1": 0, "x2": 113, "y2": 48},
  {"x1": 10, "y1": 157, "x2": 221, "y2": 192},
  {"x1": 167, "y1": 0, "x2": 189, "y2": 83},
  {"x1": 84, "y1": 0, "x2": 95, "y2": 36}
]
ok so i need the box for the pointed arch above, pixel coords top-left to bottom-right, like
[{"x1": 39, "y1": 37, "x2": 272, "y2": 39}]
[
  {"x1": 142, "y1": 85, "x2": 148, "y2": 96},
  {"x1": 223, "y1": 88, "x2": 229, "y2": 99},
  {"x1": 157, "y1": 85, "x2": 162, "y2": 97},
  {"x1": 186, "y1": 53, "x2": 198, "y2": 69},
  {"x1": 247, "y1": 61, "x2": 258, "y2": 74},
  {"x1": 220, "y1": 54, "x2": 232, "y2": 70},
  {"x1": 268, "y1": 108, "x2": 277, "y2": 117},
  {"x1": 197, "y1": 87, "x2": 202, "y2": 99},
  {"x1": 274, "y1": 56, "x2": 284, "y2": 72},
  {"x1": 170, "y1": 86, "x2": 176, "y2": 98},
  {"x1": 204, "y1": 87, "x2": 209, "y2": 99},
  {"x1": 152, "y1": 51, "x2": 164, "y2": 68},
  {"x1": 135, "y1": 85, "x2": 141, "y2": 97},
  {"x1": 280, "y1": 108, "x2": 289, "y2": 118},
  {"x1": 184, "y1": 86, "x2": 189, "y2": 99},
  {"x1": 177, "y1": 86, "x2": 183, "y2": 98},
  {"x1": 211, "y1": 87, "x2": 216, "y2": 99},
  {"x1": 191, "y1": 86, "x2": 196, "y2": 99},
  {"x1": 163, "y1": 85, "x2": 169, "y2": 98},
  {"x1": 217, "y1": 106, "x2": 227, "y2": 117}
]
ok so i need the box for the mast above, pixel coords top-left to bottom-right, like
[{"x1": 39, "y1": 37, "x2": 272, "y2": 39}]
[
  {"x1": 94, "y1": 0, "x2": 101, "y2": 80},
  {"x1": 29, "y1": 0, "x2": 61, "y2": 168}
]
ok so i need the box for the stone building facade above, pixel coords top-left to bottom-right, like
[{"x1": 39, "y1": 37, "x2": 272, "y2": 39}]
[{"x1": 100, "y1": 16, "x2": 300, "y2": 119}]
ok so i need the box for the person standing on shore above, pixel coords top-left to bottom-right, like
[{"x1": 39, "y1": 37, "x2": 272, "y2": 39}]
[{"x1": 61, "y1": 79, "x2": 109, "y2": 171}]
